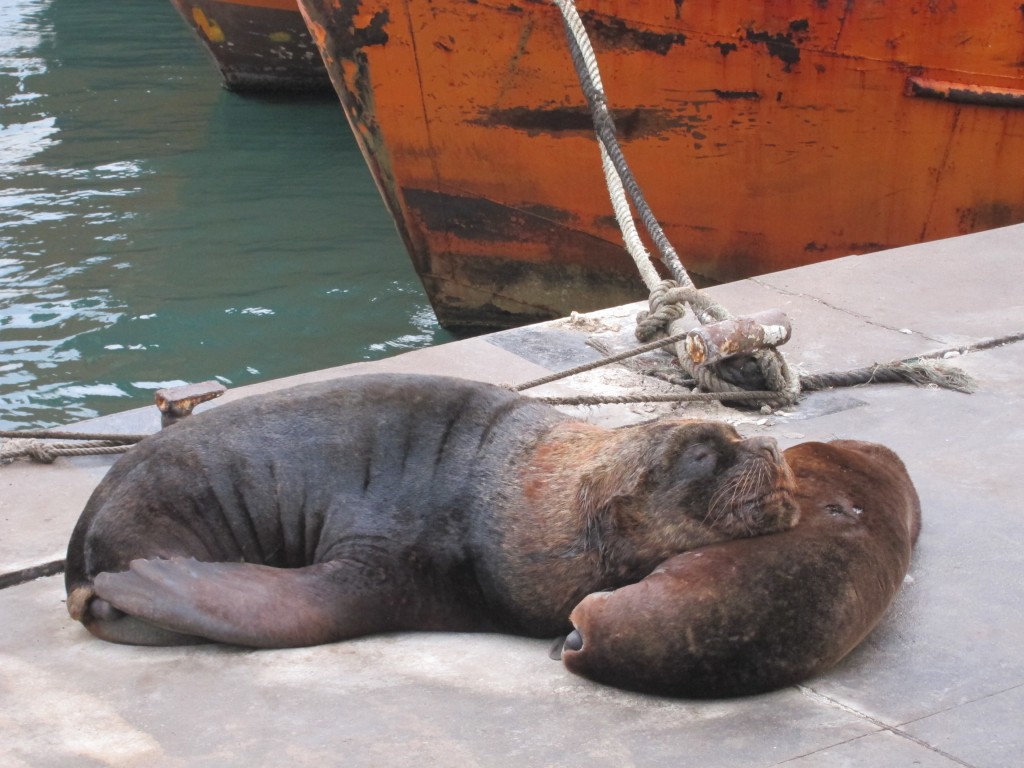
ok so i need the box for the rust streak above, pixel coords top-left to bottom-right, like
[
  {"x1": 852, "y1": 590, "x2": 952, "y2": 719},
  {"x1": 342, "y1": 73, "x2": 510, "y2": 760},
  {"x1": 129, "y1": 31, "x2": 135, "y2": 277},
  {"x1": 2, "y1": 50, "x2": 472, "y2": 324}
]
[{"x1": 580, "y1": 11, "x2": 687, "y2": 55}]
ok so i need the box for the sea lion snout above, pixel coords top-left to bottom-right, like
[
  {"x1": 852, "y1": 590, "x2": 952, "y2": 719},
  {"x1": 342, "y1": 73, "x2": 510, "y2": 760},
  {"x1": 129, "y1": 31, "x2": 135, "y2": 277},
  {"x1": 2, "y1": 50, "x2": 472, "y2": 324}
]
[
  {"x1": 563, "y1": 629, "x2": 584, "y2": 653},
  {"x1": 742, "y1": 435, "x2": 782, "y2": 464},
  {"x1": 705, "y1": 434, "x2": 798, "y2": 537},
  {"x1": 548, "y1": 629, "x2": 584, "y2": 661}
]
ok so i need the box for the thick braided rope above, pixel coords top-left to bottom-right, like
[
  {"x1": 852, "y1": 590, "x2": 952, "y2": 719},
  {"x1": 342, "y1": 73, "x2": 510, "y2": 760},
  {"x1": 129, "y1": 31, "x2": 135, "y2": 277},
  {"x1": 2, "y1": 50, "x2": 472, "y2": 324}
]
[
  {"x1": 600, "y1": 144, "x2": 661, "y2": 289},
  {"x1": 551, "y1": 2, "x2": 799, "y2": 407},
  {"x1": 801, "y1": 360, "x2": 976, "y2": 394},
  {"x1": 635, "y1": 281, "x2": 733, "y2": 342},
  {"x1": 547, "y1": 4, "x2": 660, "y2": 289},
  {"x1": 0, "y1": 429, "x2": 146, "y2": 442},
  {"x1": 0, "y1": 439, "x2": 132, "y2": 464},
  {"x1": 551, "y1": 0, "x2": 691, "y2": 287},
  {"x1": 534, "y1": 391, "x2": 782, "y2": 406}
]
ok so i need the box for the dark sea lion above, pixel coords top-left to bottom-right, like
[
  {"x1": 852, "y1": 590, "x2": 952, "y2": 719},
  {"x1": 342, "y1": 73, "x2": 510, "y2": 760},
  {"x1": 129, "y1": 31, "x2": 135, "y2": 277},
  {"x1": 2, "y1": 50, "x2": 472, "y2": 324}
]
[
  {"x1": 64, "y1": 373, "x2": 797, "y2": 648},
  {"x1": 560, "y1": 440, "x2": 921, "y2": 698}
]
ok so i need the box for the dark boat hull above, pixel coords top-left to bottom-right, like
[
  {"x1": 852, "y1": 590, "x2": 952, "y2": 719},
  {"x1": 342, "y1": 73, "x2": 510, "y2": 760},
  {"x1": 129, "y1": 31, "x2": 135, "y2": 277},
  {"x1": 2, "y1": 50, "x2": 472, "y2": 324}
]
[{"x1": 171, "y1": 0, "x2": 331, "y2": 93}]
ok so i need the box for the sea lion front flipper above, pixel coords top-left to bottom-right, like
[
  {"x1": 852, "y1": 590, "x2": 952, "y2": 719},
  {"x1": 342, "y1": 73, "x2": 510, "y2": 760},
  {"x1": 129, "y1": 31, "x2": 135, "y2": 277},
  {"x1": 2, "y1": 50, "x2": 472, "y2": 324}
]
[{"x1": 93, "y1": 557, "x2": 390, "y2": 648}]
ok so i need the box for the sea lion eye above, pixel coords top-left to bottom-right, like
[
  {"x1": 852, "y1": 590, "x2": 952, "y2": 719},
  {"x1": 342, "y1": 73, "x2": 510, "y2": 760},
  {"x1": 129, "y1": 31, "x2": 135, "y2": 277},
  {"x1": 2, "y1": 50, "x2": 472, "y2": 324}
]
[
  {"x1": 824, "y1": 503, "x2": 860, "y2": 520},
  {"x1": 680, "y1": 443, "x2": 717, "y2": 473}
]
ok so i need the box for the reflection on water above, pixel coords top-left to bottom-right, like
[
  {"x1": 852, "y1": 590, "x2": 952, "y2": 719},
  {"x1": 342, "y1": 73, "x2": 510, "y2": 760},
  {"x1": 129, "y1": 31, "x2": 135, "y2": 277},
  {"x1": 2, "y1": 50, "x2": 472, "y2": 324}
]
[{"x1": 0, "y1": 0, "x2": 453, "y2": 429}]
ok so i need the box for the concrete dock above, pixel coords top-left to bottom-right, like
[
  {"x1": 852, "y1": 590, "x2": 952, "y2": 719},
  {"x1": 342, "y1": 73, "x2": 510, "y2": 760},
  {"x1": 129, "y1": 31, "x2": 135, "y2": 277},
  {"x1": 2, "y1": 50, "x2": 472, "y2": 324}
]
[{"x1": 2, "y1": 225, "x2": 1023, "y2": 767}]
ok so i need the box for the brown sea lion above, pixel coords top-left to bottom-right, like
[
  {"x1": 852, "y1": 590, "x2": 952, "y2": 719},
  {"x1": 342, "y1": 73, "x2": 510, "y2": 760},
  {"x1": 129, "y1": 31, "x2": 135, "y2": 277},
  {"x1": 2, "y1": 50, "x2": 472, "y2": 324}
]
[
  {"x1": 559, "y1": 440, "x2": 921, "y2": 698},
  {"x1": 65, "y1": 373, "x2": 798, "y2": 647}
]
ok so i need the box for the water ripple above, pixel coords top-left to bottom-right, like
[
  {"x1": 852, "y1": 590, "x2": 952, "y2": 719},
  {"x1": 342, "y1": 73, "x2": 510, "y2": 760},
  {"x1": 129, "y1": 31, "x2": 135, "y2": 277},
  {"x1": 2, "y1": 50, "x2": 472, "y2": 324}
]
[{"x1": 0, "y1": 0, "x2": 452, "y2": 431}]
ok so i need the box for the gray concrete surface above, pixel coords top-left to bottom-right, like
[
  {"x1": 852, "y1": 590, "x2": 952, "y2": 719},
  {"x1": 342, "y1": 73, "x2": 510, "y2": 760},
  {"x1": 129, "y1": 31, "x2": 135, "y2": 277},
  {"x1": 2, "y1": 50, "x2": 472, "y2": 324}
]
[{"x1": 2, "y1": 225, "x2": 1023, "y2": 767}]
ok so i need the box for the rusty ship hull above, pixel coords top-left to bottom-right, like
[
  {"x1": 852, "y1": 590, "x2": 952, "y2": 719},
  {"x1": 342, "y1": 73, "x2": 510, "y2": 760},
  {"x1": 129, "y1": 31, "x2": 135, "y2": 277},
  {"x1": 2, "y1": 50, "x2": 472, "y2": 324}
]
[
  {"x1": 298, "y1": 0, "x2": 1024, "y2": 331},
  {"x1": 171, "y1": 0, "x2": 332, "y2": 93}
]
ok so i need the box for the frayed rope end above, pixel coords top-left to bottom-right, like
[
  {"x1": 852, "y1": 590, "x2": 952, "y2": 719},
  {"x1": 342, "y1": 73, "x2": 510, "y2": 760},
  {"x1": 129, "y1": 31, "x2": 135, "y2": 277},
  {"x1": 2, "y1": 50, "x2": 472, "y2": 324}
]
[{"x1": 891, "y1": 359, "x2": 977, "y2": 394}]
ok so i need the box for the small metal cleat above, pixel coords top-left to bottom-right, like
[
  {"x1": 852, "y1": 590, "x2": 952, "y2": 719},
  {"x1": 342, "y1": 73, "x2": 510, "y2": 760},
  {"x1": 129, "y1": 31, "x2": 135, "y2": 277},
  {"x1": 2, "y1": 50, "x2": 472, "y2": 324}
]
[
  {"x1": 154, "y1": 381, "x2": 227, "y2": 428},
  {"x1": 684, "y1": 309, "x2": 792, "y2": 366}
]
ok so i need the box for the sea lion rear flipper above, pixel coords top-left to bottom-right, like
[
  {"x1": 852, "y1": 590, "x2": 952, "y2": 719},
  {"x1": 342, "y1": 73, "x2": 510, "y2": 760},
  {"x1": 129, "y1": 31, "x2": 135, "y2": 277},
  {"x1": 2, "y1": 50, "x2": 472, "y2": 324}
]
[{"x1": 93, "y1": 557, "x2": 382, "y2": 648}]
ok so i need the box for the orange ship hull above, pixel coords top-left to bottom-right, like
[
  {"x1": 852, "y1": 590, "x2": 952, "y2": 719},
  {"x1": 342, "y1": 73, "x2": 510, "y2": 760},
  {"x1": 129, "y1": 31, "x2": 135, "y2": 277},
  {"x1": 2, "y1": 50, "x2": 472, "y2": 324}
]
[
  {"x1": 171, "y1": 0, "x2": 331, "y2": 92},
  {"x1": 299, "y1": 0, "x2": 1024, "y2": 331}
]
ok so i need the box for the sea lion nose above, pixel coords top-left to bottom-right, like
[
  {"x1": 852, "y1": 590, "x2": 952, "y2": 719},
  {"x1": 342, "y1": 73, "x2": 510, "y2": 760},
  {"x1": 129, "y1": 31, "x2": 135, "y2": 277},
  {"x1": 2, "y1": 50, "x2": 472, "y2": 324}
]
[
  {"x1": 563, "y1": 629, "x2": 584, "y2": 653},
  {"x1": 549, "y1": 631, "x2": 584, "y2": 660},
  {"x1": 745, "y1": 436, "x2": 781, "y2": 463}
]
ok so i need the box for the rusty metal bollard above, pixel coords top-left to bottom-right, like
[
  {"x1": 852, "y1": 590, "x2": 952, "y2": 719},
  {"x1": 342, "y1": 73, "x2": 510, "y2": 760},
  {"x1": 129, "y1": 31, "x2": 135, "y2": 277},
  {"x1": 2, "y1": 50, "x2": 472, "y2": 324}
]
[
  {"x1": 684, "y1": 310, "x2": 792, "y2": 366},
  {"x1": 154, "y1": 381, "x2": 227, "y2": 428}
]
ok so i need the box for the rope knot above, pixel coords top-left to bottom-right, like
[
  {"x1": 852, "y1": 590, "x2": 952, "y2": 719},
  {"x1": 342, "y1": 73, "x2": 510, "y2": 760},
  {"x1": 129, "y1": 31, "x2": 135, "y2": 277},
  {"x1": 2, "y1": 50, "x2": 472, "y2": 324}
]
[
  {"x1": 635, "y1": 280, "x2": 686, "y2": 342},
  {"x1": 633, "y1": 281, "x2": 801, "y2": 409},
  {"x1": 0, "y1": 439, "x2": 58, "y2": 464},
  {"x1": 0, "y1": 433, "x2": 139, "y2": 466},
  {"x1": 635, "y1": 281, "x2": 735, "y2": 343}
]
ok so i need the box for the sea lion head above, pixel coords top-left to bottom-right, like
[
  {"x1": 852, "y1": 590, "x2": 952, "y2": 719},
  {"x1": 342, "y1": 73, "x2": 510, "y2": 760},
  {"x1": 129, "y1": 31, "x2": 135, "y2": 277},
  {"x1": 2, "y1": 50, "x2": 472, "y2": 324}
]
[
  {"x1": 640, "y1": 419, "x2": 798, "y2": 538},
  {"x1": 572, "y1": 420, "x2": 798, "y2": 565},
  {"x1": 559, "y1": 438, "x2": 922, "y2": 698}
]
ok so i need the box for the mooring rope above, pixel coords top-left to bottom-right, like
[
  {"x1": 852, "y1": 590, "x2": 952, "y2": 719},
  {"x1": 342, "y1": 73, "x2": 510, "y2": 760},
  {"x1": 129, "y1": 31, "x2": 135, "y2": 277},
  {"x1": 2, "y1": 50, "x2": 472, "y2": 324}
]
[
  {"x1": 551, "y1": 0, "x2": 690, "y2": 288},
  {"x1": 0, "y1": 429, "x2": 147, "y2": 443},
  {"x1": 0, "y1": 439, "x2": 135, "y2": 464},
  {"x1": 0, "y1": 429, "x2": 146, "y2": 465},
  {"x1": 534, "y1": 390, "x2": 783, "y2": 406},
  {"x1": 600, "y1": 143, "x2": 662, "y2": 290},
  {"x1": 800, "y1": 359, "x2": 976, "y2": 394},
  {"x1": 521, "y1": 0, "x2": 983, "y2": 409},
  {"x1": 512, "y1": 329, "x2": 974, "y2": 399},
  {"x1": 512, "y1": 331, "x2": 690, "y2": 392},
  {"x1": 550, "y1": 0, "x2": 800, "y2": 407},
  {"x1": 546, "y1": 2, "x2": 978, "y2": 408}
]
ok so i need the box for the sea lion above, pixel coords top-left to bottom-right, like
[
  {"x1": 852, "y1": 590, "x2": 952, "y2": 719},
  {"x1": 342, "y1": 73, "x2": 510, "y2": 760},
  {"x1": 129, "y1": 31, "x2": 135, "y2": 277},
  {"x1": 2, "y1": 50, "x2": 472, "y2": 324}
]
[
  {"x1": 559, "y1": 440, "x2": 921, "y2": 698},
  {"x1": 64, "y1": 373, "x2": 797, "y2": 648}
]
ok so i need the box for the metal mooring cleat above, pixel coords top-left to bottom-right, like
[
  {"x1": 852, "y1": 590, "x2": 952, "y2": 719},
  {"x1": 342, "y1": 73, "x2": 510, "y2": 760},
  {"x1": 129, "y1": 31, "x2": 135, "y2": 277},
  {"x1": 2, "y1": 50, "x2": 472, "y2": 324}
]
[
  {"x1": 684, "y1": 310, "x2": 792, "y2": 366},
  {"x1": 154, "y1": 381, "x2": 227, "y2": 428}
]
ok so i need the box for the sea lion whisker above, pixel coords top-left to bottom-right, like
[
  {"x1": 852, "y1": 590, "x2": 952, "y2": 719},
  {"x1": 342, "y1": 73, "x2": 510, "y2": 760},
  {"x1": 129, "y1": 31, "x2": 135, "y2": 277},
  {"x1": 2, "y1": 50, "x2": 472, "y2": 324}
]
[
  {"x1": 705, "y1": 481, "x2": 733, "y2": 524},
  {"x1": 706, "y1": 456, "x2": 782, "y2": 534},
  {"x1": 707, "y1": 477, "x2": 743, "y2": 526}
]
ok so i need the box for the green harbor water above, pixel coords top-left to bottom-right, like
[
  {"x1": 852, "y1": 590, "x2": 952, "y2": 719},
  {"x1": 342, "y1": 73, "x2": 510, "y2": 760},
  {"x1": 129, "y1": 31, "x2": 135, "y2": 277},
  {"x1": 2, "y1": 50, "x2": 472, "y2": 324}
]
[{"x1": 0, "y1": 0, "x2": 454, "y2": 430}]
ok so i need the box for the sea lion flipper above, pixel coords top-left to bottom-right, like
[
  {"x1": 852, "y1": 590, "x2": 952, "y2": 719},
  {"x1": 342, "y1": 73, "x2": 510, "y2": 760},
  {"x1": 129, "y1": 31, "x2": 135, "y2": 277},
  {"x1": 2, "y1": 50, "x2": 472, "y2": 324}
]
[{"x1": 93, "y1": 557, "x2": 374, "y2": 648}]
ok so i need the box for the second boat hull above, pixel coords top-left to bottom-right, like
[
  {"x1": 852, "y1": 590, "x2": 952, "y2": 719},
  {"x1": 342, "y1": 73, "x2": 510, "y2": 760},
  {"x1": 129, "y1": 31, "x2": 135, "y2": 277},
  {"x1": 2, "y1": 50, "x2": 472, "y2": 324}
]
[{"x1": 172, "y1": 0, "x2": 332, "y2": 93}]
